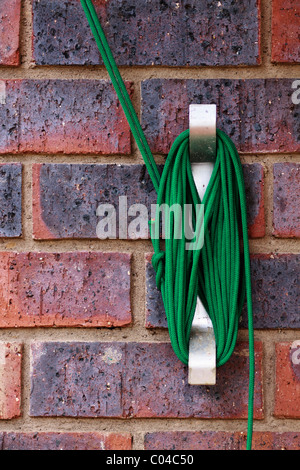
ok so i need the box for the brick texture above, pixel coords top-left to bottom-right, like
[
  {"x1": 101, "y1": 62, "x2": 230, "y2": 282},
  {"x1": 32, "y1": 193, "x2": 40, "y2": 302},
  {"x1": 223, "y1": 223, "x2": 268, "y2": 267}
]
[
  {"x1": 0, "y1": 80, "x2": 132, "y2": 155},
  {"x1": 146, "y1": 253, "x2": 300, "y2": 330},
  {"x1": 141, "y1": 79, "x2": 300, "y2": 154},
  {"x1": 1, "y1": 432, "x2": 132, "y2": 450},
  {"x1": 243, "y1": 163, "x2": 265, "y2": 238},
  {"x1": 32, "y1": 0, "x2": 261, "y2": 67},
  {"x1": 274, "y1": 341, "x2": 300, "y2": 418},
  {"x1": 0, "y1": 252, "x2": 131, "y2": 328},
  {"x1": 272, "y1": 0, "x2": 300, "y2": 63},
  {"x1": 32, "y1": 163, "x2": 158, "y2": 239},
  {"x1": 0, "y1": 163, "x2": 22, "y2": 238},
  {"x1": 30, "y1": 341, "x2": 263, "y2": 419},
  {"x1": 0, "y1": 0, "x2": 298, "y2": 448},
  {"x1": 144, "y1": 431, "x2": 300, "y2": 450},
  {"x1": 32, "y1": 163, "x2": 263, "y2": 240},
  {"x1": 0, "y1": 0, "x2": 21, "y2": 66},
  {"x1": 0, "y1": 342, "x2": 22, "y2": 420},
  {"x1": 242, "y1": 254, "x2": 300, "y2": 329},
  {"x1": 273, "y1": 163, "x2": 300, "y2": 238}
]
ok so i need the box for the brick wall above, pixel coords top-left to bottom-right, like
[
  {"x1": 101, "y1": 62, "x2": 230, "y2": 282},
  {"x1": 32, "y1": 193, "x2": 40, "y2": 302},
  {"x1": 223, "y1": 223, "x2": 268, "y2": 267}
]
[{"x1": 0, "y1": 0, "x2": 299, "y2": 451}]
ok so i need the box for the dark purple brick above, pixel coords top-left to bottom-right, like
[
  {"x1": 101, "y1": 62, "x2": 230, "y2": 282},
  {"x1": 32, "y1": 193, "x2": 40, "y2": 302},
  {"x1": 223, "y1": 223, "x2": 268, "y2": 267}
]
[
  {"x1": 30, "y1": 341, "x2": 263, "y2": 419},
  {"x1": 146, "y1": 254, "x2": 300, "y2": 330},
  {"x1": 33, "y1": 163, "x2": 159, "y2": 239},
  {"x1": 0, "y1": 1, "x2": 21, "y2": 66},
  {"x1": 32, "y1": 0, "x2": 261, "y2": 67},
  {"x1": 141, "y1": 79, "x2": 300, "y2": 154},
  {"x1": 33, "y1": 162, "x2": 263, "y2": 240},
  {"x1": 145, "y1": 253, "x2": 166, "y2": 329},
  {"x1": 123, "y1": 341, "x2": 263, "y2": 419},
  {"x1": 0, "y1": 163, "x2": 22, "y2": 237},
  {"x1": 2, "y1": 432, "x2": 132, "y2": 450},
  {"x1": 243, "y1": 163, "x2": 265, "y2": 238},
  {"x1": 0, "y1": 80, "x2": 132, "y2": 155},
  {"x1": 241, "y1": 254, "x2": 300, "y2": 329},
  {"x1": 145, "y1": 431, "x2": 300, "y2": 450},
  {"x1": 30, "y1": 342, "x2": 126, "y2": 417},
  {"x1": 273, "y1": 163, "x2": 300, "y2": 238}
]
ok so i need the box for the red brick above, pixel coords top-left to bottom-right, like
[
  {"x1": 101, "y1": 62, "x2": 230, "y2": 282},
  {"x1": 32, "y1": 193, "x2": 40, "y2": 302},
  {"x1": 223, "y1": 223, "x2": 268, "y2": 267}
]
[
  {"x1": 0, "y1": 80, "x2": 132, "y2": 155},
  {"x1": 0, "y1": 342, "x2": 22, "y2": 419},
  {"x1": 2, "y1": 432, "x2": 132, "y2": 450},
  {"x1": 273, "y1": 163, "x2": 300, "y2": 238},
  {"x1": 32, "y1": 0, "x2": 261, "y2": 67},
  {"x1": 141, "y1": 79, "x2": 300, "y2": 154},
  {"x1": 0, "y1": 252, "x2": 131, "y2": 328},
  {"x1": 30, "y1": 341, "x2": 263, "y2": 419},
  {"x1": 272, "y1": 0, "x2": 300, "y2": 63},
  {"x1": 274, "y1": 341, "x2": 300, "y2": 418},
  {"x1": 145, "y1": 431, "x2": 300, "y2": 450},
  {"x1": 0, "y1": 1, "x2": 21, "y2": 66}
]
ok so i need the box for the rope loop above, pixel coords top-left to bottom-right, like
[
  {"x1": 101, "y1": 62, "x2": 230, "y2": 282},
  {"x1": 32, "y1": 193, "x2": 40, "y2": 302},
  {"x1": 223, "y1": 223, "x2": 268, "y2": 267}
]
[{"x1": 151, "y1": 249, "x2": 165, "y2": 291}]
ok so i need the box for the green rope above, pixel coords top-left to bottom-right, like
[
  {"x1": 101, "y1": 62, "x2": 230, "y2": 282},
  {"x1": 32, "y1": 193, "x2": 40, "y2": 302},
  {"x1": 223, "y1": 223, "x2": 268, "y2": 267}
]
[{"x1": 80, "y1": 0, "x2": 255, "y2": 450}]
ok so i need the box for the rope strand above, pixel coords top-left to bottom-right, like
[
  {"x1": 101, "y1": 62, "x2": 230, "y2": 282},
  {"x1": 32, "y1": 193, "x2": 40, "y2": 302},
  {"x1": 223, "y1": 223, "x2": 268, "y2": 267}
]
[{"x1": 80, "y1": 0, "x2": 255, "y2": 450}]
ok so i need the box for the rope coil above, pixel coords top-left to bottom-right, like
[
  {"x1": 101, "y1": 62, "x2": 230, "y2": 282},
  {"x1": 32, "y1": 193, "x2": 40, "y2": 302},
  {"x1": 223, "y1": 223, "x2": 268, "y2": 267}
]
[{"x1": 80, "y1": 0, "x2": 255, "y2": 450}]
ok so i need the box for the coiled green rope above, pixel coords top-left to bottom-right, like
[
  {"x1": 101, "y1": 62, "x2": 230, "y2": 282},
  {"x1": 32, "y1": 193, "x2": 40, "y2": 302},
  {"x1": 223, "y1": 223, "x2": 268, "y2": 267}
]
[{"x1": 81, "y1": 0, "x2": 255, "y2": 450}]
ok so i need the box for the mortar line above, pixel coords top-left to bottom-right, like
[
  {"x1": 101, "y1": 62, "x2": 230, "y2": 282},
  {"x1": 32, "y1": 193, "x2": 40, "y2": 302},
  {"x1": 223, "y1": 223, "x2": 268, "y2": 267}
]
[
  {"x1": 0, "y1": 239, "x2": 299, "y2": 254},
  {"x1": 0, "y1": 153, "x2": 299, "y2": 165},
  {"x1": 0, "y1": 327, "x2": 298, "y2": 347},
  {"x1": 1, "y1": 65, "x2": 300, "y2": 80}
]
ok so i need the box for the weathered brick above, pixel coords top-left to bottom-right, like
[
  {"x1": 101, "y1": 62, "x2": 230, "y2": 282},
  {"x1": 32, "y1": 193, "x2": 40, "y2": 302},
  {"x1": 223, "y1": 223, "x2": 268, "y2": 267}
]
[
  {"x1": 33, "y1": 163, "x2": 158, "y2": 239},
  {"x1": 0, "y1": 0, "x2": 21, "y2": 66},
  {"x1": 146, "y1": 254, "x2": 300, "y2": 330},
  {"x1": 141, "y1": 79, "x2": 300, "y2": 154},
  {"x1": 242, "y1": 254, "x2": 300, "y2": 329},
  {"x1": 272, "y1": 0, "x2": 300, "y2": 63},
  {"x1": 30, "y1": 341, "x2": 263, "y2": 419},
  {"x1": 274, "y1": 341, "x2": 300, "y2": 418},
  {"x1": 0, "y1": 163, "x2": 22, "y2": 237},
  {"x1": 273, "y1": 163, "x2": 300, "y2": 238},
  {"x1": 124, "y1": 341, "x2": 263, "y2": 419},
  {"x1": 243, "y1": 164, "x2": 265, "y2": 238},
  {"x1": 32, "y1": 162, "x2": 263, "y2": 240},
  {"x1": 2, "y1": 432, "x2": 132, "y2": 450},
  {"x1": 32, "y1": 0, "x2": 261, "y2": 67},
  {"x1": 0, "y1": 342, "x2": 22, "y2": 419},
  {"x1": 145, "y1": 253, "x2": 166, "y2": 329},
  {"x1": 30, "y1": 342, "x2": 126, "y2": 417},
  {"x1": 0, "y1": 252, "x2": 131, "y2": 328},
  {"x1": 0, "y1": 80, "x2": 132, "y2": 154},
  {"x1": 144, "y1": 431, "x2": 300, "y2": 450}
]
